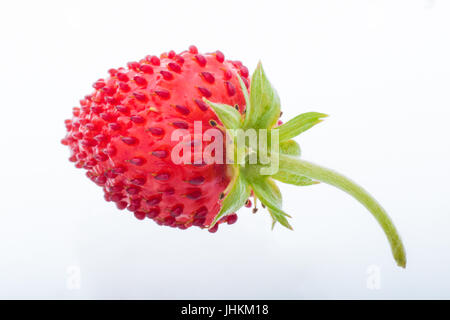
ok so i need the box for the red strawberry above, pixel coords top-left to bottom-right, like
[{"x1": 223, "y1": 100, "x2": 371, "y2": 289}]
[
  {"x1": 62, "y1": 46, "x2": 249, "y2": 231},
  {"x1": 63, "y1": 46, "x2": 406, "y2": 268}
]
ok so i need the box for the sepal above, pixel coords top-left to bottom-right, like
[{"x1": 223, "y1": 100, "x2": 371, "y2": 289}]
[
  {"x1": 272, "y1": 170, "x2": 319, "y2": 186},
  {"x1": 243, "y1": 62, "x2": 281, "y2": 129},
  {"x1": 204, "y1": 99, "x2": 242, "y2": 129},
  {"x1": 277, "y1": 112, "x2": 328, "y2": 142},
  {"x1": 245, "y1": 175, "x2": 293, "y2": 230},
  {"x1": 279, "y1": 139, "x2": 301, "y2": 157},
  {"x1": 209, "y1": 171, "x2": 251, "y2": 228}
]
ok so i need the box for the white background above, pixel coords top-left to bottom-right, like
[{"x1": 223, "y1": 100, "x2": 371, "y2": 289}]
[{"x1": 0, "y1": 0, "x2": 449, "y2": 299}]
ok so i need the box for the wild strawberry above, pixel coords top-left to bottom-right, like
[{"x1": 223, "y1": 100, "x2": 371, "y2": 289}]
[
  {"x1": 62, "y1": 46, "x2": 406, "y2": 267},
  {"x1": 62, "y1": 46, "x2": 249, "y2": 231}
]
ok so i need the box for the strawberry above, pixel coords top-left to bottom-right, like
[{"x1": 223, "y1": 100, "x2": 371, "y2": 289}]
[
  {"x1": 62, "y1": 46, "x2": 406, "y2": 268},
  {"x1": 62, "y1": 46, "x2": 248, "y2": 230}
]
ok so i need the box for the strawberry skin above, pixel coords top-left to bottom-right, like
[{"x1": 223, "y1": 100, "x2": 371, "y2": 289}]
[{"x1": 62, "y1": 46, "x2": 250, "y2": 230}]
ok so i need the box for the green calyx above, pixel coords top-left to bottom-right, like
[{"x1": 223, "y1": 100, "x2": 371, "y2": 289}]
[{"x1": 204, "y1": 62, "x2": 406, "y2": 268}]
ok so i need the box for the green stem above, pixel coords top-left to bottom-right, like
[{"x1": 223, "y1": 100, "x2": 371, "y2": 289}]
[{"x1": 279, "y1": 154, "x2": 406, "y2": 268}]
